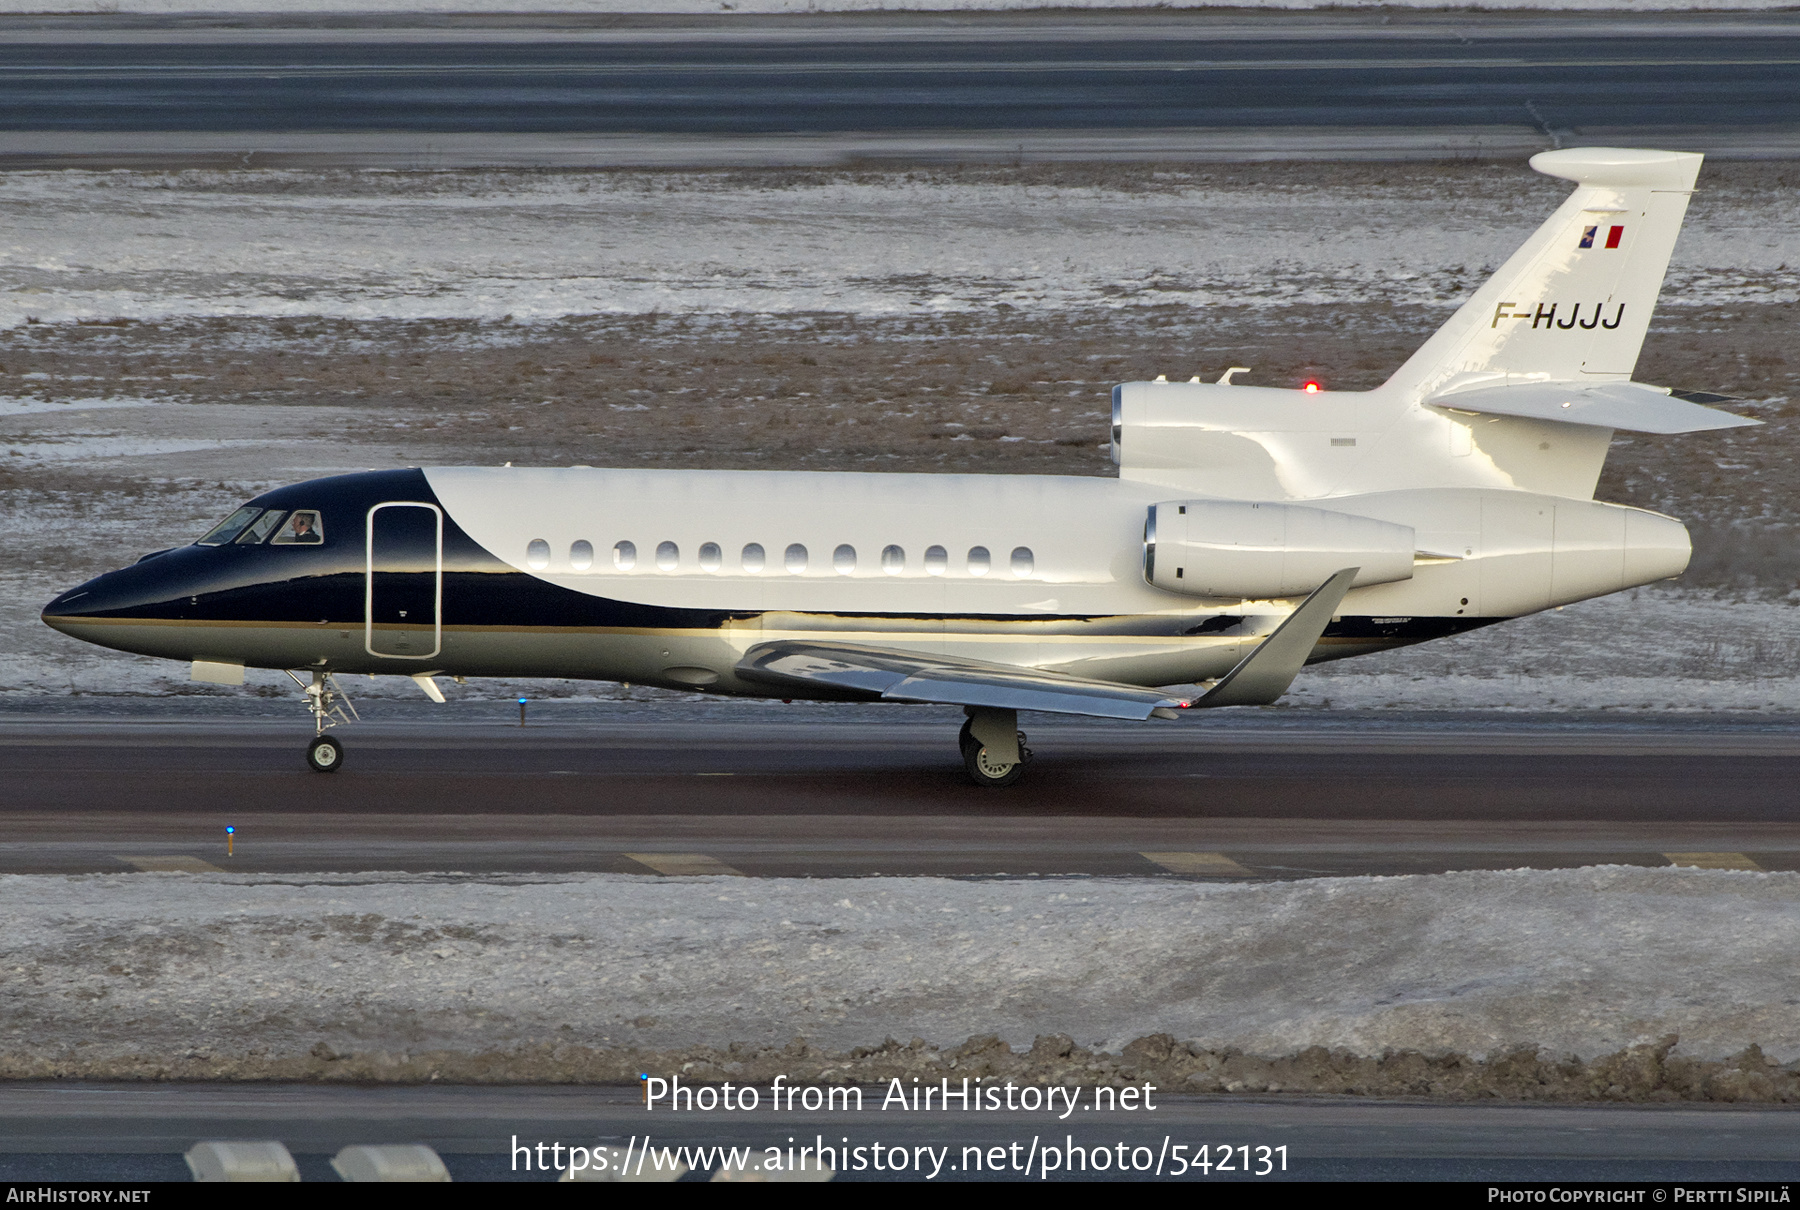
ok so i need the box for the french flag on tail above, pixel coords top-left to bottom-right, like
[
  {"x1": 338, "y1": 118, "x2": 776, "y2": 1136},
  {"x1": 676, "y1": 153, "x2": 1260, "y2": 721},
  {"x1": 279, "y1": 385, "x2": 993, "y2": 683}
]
[{"x1": 1579, "y1": 224, "x2": 1626, "y2": 249}]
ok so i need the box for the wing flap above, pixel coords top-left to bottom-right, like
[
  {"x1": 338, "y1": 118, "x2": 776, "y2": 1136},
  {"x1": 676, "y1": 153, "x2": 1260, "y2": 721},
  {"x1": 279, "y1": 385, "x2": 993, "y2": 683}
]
[{"x1": 736, "y1": 640, "x2": 1190, "y2": 720}]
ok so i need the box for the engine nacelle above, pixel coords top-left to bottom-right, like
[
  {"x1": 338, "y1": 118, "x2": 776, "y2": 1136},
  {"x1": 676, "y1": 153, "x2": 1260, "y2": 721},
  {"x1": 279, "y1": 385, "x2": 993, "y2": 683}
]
[{"x1": 1145, "y1": 500, "x2": 1416, "y2": 599}]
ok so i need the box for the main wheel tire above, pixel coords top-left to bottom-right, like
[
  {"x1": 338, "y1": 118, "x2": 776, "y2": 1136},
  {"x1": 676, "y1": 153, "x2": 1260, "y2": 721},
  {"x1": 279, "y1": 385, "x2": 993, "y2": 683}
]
[
  {"x1": 306, "y1": 734, "x2": 344, "y2": 773},
  {"x1": 963, "y1": 739, "x2": 1024, "y2": 788},
  {"x1": 958, "y1": 718, "x2": 976, "y2": 757}
]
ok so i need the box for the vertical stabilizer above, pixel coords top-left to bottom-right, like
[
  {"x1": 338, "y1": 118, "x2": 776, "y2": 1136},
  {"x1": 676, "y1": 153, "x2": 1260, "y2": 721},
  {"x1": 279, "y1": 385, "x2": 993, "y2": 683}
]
[{"x1": 1385, "y1": 147, "x2": 1701, "y2": 398}]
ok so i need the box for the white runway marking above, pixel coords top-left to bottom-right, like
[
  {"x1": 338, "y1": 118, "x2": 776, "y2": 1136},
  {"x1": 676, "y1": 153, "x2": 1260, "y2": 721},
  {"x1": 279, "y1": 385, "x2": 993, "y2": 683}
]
[
  {"x1": 624, "y1": 852, "x2": 744, "y2": 876},
  {"x1": 1664, "y1": 851, "x2": 1764, "y2": 871},
  {"x1": 1141, "y1": 851, "x2": 1253, "y2": 876}
]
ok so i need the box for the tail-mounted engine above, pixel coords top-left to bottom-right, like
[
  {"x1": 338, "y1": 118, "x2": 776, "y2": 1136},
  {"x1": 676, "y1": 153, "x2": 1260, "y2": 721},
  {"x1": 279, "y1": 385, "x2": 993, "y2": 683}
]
[{"x1": 1144, "y1": 499, "x2": 1415, "y2": 599}]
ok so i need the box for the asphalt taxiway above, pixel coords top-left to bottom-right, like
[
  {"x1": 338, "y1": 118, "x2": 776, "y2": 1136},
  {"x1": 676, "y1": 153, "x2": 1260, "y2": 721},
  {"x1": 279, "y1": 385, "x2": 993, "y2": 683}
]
[
  {"x1": 7, "y1": 14, "x2": 1800, "y2": 136},
  {"x1": 7, "y1": 12, "x2": 1800, "y2": 165},
  {"x1": 2, "y1": 707, "x2": 1796, "y2": 879}
]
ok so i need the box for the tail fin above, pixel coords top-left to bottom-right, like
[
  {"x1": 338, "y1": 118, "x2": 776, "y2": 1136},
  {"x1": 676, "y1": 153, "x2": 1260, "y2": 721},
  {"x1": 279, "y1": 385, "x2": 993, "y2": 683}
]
[{"x1": 1385, "y1": 147, "x2": 1701, "y2": 398}]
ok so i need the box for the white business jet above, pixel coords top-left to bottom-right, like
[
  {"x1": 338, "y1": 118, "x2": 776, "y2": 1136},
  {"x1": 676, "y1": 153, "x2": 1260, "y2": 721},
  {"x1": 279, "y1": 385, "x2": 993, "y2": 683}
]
[{"x1": 41, "y1": 147, "x2": 1756, "y2": 785}]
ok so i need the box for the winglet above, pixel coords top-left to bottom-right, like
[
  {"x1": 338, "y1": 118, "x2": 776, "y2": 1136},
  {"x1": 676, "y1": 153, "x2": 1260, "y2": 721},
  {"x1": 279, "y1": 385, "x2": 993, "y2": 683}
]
[{"x1": 1193, "y1": 568, "x2": 1358, "y2": 708}]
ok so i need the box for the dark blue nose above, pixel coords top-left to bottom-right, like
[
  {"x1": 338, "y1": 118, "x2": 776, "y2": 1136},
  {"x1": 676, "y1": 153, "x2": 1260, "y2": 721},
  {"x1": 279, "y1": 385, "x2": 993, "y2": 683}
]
[{"x1": 44, "y1": 548, "x2": 186, "y2": 622}]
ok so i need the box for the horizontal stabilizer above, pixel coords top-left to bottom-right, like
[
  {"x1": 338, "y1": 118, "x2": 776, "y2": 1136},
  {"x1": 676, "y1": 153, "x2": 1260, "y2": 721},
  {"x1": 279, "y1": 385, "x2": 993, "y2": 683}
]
[
  {"x1": 1429, "y1": 380, "x2": 1760, "y2": 434},
  {"x1": 737, "y1": 640, "x2": 1190, "y2": 720},
  {"x1": 1194, "y1": 567, "x2": 1359, "y2": 708}
]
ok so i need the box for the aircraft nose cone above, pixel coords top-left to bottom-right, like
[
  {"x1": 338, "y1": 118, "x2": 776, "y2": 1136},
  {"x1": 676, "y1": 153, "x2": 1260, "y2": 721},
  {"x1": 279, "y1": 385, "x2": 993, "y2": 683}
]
[
  {"x1": 40, "y1": 552, "x2": 179, "y2": 634},
  {"x1": 41, "y1": 582, "x2": 101, "y2": 629}
]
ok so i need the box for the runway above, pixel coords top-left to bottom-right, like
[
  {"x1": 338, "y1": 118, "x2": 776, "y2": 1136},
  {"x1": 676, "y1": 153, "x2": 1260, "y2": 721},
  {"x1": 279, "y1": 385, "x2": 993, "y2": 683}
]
[
  {"x1": 0, "y1": 1084, "x2": 1797, "y2": 1182},
  {"x1": 4, "y1": 708, "x2": 1797, "y2": 878},
  {"x1": 6, "y1": 12, "x2": 1800, "y2": 164},
  {"x1": 6, "y1": 708, "x2": 1799, "y2": 1182}
]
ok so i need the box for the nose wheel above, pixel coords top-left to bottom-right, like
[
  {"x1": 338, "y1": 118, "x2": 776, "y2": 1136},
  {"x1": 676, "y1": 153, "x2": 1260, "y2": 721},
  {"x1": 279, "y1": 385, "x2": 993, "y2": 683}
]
[
  {"x1": 959, "y1": 708, "x2": 1032, "y2": 788},
  {"x1": 287, "y1": 668, "x2": 359, "y2": 773},
  {"x1": 307, "y1": 734, "x2": 344, "y2": 773}
]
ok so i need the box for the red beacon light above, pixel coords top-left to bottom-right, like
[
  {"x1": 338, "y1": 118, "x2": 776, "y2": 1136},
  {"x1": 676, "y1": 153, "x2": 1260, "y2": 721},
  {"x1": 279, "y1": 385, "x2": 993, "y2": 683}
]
[{"x1": 1303, "y1": 381, "x2": 1322, "y2": 393}]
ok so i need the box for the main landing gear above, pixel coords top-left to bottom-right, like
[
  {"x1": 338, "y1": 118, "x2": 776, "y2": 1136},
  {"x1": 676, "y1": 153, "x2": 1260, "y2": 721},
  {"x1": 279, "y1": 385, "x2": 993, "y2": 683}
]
[
  {"x1": 287, "y1": 668, "x2": 359, "y2": 773},
  {"x1": 959, "y1": 706, "x2": 1033, "y2": 788}
]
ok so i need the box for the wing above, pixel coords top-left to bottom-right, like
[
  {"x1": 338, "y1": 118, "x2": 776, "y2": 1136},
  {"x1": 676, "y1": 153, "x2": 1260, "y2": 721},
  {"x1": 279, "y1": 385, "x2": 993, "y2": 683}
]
[
  {"x1": 736, "y1": 641, "x2": 1192, "y2": 721},
  {"x1": 735, "y1": 567, "x2": 1361, "y2": 720}
]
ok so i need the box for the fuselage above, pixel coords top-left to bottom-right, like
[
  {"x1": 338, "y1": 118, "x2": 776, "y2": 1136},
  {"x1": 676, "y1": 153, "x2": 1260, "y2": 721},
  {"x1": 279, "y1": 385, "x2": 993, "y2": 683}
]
[{"x1": 40, "y1": 464, "x2": 1689, "y2": 698}]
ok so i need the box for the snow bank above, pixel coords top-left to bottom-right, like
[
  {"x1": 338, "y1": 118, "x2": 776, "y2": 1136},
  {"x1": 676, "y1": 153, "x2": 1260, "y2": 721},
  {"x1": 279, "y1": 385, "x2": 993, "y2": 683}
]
[{"x1": 5, "y1": 866, "x2": 1798, "y2": 1072}]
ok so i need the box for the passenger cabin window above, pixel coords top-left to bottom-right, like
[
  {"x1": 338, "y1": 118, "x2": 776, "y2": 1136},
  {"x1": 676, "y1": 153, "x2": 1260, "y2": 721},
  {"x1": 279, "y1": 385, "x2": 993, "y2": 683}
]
[
  {"x1": 833, "y1": 544, "x2": 856, "y2": 575},
  {"x1": 1011, "y1": 547, "x2": 1034, "y2": 578},
  {"x1": 614, "y1": 540, "x2": 637, "y2": 571},
  {"x1": 235, "y1": 510, "x2": 287, "y2": 544},
  {"x1": 924, "y1": 545, "x2": 948, "y2": 576},
  {"x1": 270, "y1": 510, "x2": 324, "y2": 545},
  {"x1": 526, "y1": 538, "x2": 550, "y2": 570},
  {"x1": 785, "y1": 543, "x2": 808, "y2": 574},
  {"x1": 570, "y1": 539, "x2": 593, "y2": 571},
  {"x1": 742, "y1": 543, "x2": 765, "y2": 573},
  {"x1": 699, "y1": 542, "x2": 722, "y2": 572},
  {"x1": 196, "y1": 505, "x2": 262, "y2": 546},
  {"x1": 967, "y1": 546, "x2": 991, "y2": 576},
  {"x1": 881, "y1": 545, "x2": 904, "y2": 575},
  {"x1": 656, "y1": 541, "x2": 679, "y2": 571}
]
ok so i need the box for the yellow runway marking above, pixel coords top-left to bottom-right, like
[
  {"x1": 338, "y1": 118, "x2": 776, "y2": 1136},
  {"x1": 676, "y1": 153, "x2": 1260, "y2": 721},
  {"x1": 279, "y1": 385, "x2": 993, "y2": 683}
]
[
  {"x1": 624, "y1": 853, "x2": 744, "y2": 876},
  {"x1": 1663, "y1": 852, "x2": 1763, "y2": 871},
  {"x1": 1141, "y1": 851, "x2": 1253, "y2": 877},
  {"x1": 115, "y1": 855, "x2": 225, "y2": 873}
]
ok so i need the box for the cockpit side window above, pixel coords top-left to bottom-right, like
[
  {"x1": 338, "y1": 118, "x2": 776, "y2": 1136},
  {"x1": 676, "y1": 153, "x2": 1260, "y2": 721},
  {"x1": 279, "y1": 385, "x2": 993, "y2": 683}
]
[
  {"x1": 270, "y1": 510, "x2": 324, "y2": 545},
  {"x1": 235, "y1": 510, "x2": 288, "y2": 544},
  {"x1": 196, "y1": 506, "x2": 262, "y2": 547}
]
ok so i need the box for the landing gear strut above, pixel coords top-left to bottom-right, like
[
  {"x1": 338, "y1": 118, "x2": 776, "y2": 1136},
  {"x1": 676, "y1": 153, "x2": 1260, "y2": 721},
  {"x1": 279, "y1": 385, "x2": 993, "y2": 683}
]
[
  {"x1": 959, "y1": 706, "x2": 1032, "y2": 788},
  {"x1": 287, "y1": 668, "x2": 358, "y2": 773}
]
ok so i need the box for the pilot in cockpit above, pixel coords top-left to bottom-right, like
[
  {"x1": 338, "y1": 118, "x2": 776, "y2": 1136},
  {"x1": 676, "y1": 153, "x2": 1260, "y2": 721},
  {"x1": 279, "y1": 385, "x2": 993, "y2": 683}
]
[{"x1": 274, "y1": 510, "x2": 323, "y2": 545}]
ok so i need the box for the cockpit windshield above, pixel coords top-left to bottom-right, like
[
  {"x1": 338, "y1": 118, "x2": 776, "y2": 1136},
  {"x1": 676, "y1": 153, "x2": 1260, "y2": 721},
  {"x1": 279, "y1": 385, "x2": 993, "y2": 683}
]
[
  {"x1": 195, "y1": 506, "x2": 262, "y2": 547},
  {"x1": 235, "y1": 510, "x2": 287, "y2": 544}
]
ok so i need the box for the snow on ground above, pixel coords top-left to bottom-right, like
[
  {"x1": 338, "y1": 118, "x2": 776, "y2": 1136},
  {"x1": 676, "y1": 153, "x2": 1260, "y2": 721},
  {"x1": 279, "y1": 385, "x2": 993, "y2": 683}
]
[
  {"x1": 3, "y1": 169, "x2": 1795, "y2": 330},
  {"x1": 4, "y1": 866, "x2": 1796, "y2": 1065}
]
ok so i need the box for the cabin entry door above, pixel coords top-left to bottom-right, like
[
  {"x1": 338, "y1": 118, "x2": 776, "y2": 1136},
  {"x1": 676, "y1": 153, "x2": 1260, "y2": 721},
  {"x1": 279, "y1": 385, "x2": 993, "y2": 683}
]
[{"x1": 364, "y1": 502, "x2": 443, "y2": 659}]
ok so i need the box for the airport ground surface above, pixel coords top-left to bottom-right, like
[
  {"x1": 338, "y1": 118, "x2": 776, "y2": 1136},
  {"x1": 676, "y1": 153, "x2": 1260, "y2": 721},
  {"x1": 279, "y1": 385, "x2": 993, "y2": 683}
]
[
  {"x1": 6, "y1": 10, "x2": 1800, "y2": 166},
  {"x1": 17, "y1": 704, "x2": 1800, "y2": 1180},
  {"x1": 3, "y1": 701, "x2": 1798, "y2": 879}
]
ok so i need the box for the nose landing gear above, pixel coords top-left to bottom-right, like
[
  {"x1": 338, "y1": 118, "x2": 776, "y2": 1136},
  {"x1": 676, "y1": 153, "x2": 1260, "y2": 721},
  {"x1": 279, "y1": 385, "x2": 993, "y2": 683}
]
[
  {"x1": 286, "y1": 669, "x2": 358, "y2": 773},
  {"x1": 959, "y1": 706, "x2": 1033, "y2": 788}
]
